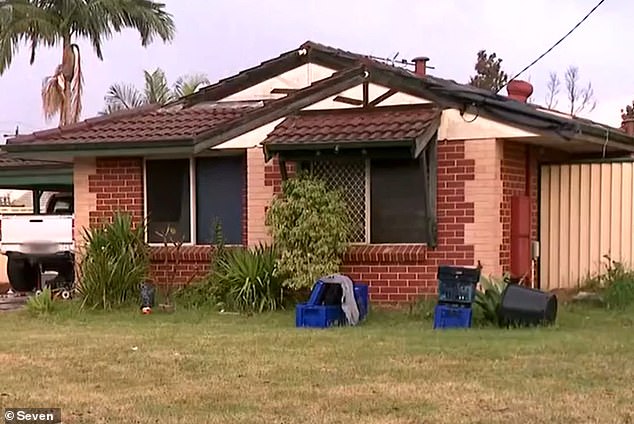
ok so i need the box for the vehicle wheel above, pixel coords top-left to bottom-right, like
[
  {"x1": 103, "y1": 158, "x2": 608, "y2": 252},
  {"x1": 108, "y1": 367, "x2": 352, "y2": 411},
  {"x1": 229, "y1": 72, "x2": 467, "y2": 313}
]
[{"x1": 7, "y1": 258, "x2": 39, "y2": 292}]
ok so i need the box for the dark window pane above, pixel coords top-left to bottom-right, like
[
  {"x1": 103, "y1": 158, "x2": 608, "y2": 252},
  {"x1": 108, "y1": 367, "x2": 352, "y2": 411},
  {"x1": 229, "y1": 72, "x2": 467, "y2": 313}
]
[
  {"x1": 195, "y1": 155, "x2": 245, "y2": 245},
  {"x1": 146, "y1": 159, "x2": 191, "y2": 243},
  {"x1": 370, "y1": 158, "x2": 428, "y2": 243}
]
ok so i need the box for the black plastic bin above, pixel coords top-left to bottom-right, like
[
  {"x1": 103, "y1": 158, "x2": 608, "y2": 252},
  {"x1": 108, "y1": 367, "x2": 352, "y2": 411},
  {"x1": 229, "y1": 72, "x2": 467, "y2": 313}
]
[
  {"x1": 437, "y1": 265, "x2": 481, "y2": 305},
  {"x1": 499, "y1": 284, "x2": 557, "y2": 327}
]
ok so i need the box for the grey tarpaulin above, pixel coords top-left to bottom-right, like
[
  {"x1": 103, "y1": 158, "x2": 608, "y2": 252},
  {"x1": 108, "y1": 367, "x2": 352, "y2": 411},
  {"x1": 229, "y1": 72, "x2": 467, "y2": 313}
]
[{"x1": 320, "y1": 274, "x2": 360, "y2": 325}]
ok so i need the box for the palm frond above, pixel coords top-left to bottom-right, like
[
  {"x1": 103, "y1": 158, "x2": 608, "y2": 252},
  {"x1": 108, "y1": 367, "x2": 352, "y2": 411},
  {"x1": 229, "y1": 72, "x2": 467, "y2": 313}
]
[
  {"x1": 143, "y1": 67, "x2": 171, "y2": 104},
  {"x1": 41, "y1": 68, "x2": 64, "y2": 123},
  {"x1": 103, "y1": 82, "x2": 146, "y2": 114},
  {"x1": 81, "y1": 0, "x2": 175, "y2": 58},
  {"x1": 0, "y1": 0, "x2": 61, "y2": 73},
  {"x1": 172, "y1": 73, "x2": 210, "y2": 98}
]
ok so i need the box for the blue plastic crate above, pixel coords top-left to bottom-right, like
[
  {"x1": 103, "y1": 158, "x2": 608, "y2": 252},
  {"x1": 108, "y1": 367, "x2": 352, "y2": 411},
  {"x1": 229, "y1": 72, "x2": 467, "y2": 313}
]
[
  {"x1": 433, "y1": 304, "x2": 473, "y2": 329},
  {"x1": 437, "y1": 265, "x2": 480, "y2": 305},
  {"x1": 306, "y1": 281, "x2": 327, "y2": 306},
  {"x1": 295, "y1": 304, "x2": 346, "y2": 328},
  {"x1": 353, "y1": 283, "x2": 369, "y2": 321}
]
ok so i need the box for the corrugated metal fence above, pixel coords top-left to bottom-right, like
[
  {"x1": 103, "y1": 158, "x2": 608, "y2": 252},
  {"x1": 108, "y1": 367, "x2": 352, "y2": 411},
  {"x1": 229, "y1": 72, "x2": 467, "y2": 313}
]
[{"x1": 540, "y1": 161, "x2": 634, "y2": 289}]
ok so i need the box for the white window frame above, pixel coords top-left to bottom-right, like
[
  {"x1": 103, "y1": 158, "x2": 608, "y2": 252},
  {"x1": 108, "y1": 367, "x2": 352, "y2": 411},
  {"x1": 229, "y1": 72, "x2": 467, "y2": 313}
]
[{"x1": 142, "y1": 155, "x2": 244, "y2": 247}]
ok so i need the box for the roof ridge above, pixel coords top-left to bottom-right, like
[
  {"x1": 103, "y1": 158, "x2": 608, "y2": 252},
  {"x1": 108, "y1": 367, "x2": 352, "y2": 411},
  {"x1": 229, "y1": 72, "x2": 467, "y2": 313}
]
[{"x1": 294, "y1": 103, "x2": 436, "y2": 116}]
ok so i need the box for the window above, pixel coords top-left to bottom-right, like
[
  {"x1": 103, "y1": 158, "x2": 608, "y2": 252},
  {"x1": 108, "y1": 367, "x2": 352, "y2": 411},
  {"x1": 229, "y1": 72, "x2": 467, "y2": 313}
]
[
  {"x1": 310, "y1": 142, "x2": 436, "y2": 244},
  {"x1": 370, "y1": 158, "x2": 429, "y2": 243},
  {"x1": 145, "y1": 159, "x2": 191, "y2": 243},
  {"x1": 144, "y1": 155, "x2": 245, "y2": 245},
  {"x1": 196, "y1": 156, "x2": 245, "y2": 245}
]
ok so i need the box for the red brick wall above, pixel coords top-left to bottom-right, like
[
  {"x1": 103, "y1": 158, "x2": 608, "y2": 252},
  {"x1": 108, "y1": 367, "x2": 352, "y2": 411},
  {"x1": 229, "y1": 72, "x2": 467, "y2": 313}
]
[
  {"x1": 84, "y1": 156, "x2": 244, "y2": 287},
  {"x1": 265, "y1": 156, "x2": 296, "y2": 195},
  {"x1": 149, "y1": 245, "x2": 212, "y2": 288},
  {"x1": 265, "y1": 142, "x2": 477, "y2": 303},
  {"x1": 88, "y1": 158, "x2": 143, "y2": 227}
]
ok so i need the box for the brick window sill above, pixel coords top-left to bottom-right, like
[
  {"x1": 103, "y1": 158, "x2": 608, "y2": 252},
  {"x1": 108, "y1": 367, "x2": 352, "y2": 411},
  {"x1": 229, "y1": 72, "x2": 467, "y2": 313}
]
[
  {"x1": 150, "y1": 245, "x2": 221, "y2": 262},
  {"x1": 343, "y1": 244, "x2": 428, "y2": 264}
]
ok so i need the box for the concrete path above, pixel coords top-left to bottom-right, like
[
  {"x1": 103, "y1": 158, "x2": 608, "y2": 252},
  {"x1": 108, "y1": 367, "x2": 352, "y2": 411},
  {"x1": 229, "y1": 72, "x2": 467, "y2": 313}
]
[{"x1": 0, "y1": 293, "x2": 27, "y2": 312}]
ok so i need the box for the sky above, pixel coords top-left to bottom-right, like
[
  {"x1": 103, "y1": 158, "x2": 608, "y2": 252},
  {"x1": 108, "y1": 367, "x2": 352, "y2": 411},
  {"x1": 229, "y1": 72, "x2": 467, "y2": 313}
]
[{"x1": 0, "y1": 0, "x2": 632, "y2": 140}]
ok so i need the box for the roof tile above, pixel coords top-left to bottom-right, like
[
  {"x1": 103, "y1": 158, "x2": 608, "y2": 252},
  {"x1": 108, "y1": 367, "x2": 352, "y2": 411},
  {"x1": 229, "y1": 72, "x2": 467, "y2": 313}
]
[
  {"x1": 8, "y1": 103, "x2": 260, "y2": 146},
  {"x1": 263, "y1": 104, "x2": 439, "y2": 146}
]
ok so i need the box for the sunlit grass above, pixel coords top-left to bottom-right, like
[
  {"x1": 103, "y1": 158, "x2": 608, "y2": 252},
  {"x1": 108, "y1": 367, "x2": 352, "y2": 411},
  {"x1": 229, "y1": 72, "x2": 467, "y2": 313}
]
[{"x1": 0, "y1": 303, "x2": 632, "y2": 423}]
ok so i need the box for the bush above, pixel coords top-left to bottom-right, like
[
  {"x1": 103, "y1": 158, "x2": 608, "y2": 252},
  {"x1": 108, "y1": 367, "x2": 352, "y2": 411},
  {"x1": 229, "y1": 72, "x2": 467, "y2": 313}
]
[
  {"x1": 265, "y1": 173, "x2": 350, "y2": 290},
  {"x1": 26, "y1": 288, "x2": 57, "y2": 315},
  {"x1": 582, "y1": 255, "x2": 634, "y2": 309},
  {"x1": 473, "y1": 274, "x2": 509, "y2": 327},
  {"x1": 77, "y1": 213, "x2": 149, "y2": 310},
  {"x1": 214, "y1": 244, "x2": 285, "y2": 313},
  {"x1": 604, "y1": 277, "x2": 634, "y2": 309}
]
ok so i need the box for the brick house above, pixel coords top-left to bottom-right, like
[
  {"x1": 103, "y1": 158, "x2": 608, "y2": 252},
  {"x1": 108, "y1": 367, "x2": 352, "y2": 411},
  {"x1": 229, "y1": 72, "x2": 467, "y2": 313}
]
[{"x1": 5, "y1": 41, "x2": 634, "y2": 302}]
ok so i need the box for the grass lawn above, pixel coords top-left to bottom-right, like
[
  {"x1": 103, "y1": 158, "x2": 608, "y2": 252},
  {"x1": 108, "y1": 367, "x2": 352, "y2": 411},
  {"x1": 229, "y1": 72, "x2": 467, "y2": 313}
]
[{"x1": 0, "y1": 304, "x2": 633, "y2": 424}]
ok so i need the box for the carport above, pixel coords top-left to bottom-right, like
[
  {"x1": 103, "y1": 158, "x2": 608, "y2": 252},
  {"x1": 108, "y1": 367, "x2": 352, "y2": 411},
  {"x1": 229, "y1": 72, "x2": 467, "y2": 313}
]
[
  {"x1": 0, "y1": 151, "x2": 72, "y2": 213},
  {"x1": 0, "y1": 150, "x2": 73, "y2": 291}
]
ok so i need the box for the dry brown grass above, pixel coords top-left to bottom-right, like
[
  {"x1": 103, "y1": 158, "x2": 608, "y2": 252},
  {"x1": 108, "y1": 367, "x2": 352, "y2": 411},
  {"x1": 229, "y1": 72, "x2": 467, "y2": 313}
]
[{"x1": 0, "y1": 305, "x2": 633, "y2": 423}]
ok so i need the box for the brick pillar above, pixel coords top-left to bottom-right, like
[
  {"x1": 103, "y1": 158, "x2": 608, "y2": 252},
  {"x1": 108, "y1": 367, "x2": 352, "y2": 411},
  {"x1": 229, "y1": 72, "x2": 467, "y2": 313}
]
[
  {"x1": 463, "y1": 138, "x2": 504, "y2": 277},
  {"x1": 247, "y1": 147, "x2": 275, "y2": 245},
  {"x1": 73, "y1": 158, "x2": 98, "y2": 248}
]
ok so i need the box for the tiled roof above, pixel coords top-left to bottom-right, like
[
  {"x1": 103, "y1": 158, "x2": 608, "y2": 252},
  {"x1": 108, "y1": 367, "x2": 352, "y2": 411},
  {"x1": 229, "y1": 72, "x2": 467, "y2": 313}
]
[
  {"x1": 7, "y1": 103, "x2": 261, "y2": 146},
  {"x1": 263, "y1": 104, "x2": 440, "y2": 146}
]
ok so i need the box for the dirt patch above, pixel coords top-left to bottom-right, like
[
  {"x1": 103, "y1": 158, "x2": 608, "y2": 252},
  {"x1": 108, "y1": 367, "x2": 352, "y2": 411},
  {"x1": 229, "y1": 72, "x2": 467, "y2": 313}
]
[{"x1": 549, "y1": 288, "x2": 579, "y2": 304}]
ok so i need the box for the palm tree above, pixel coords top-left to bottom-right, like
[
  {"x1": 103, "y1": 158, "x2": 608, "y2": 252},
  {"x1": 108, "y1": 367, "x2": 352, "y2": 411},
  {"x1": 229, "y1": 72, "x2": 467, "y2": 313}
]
[
  {"x1": 102, "y1": 68, "x2": 209, "y2": 114},
  {"x1": 0, "y1": 0, "x2": 175, "y2": 127}
]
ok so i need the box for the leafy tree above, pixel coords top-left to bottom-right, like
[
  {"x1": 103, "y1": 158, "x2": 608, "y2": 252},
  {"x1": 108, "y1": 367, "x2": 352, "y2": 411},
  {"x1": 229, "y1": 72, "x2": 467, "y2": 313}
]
[
  {"x1": 543, "y1": 66, "x2": 596, "y2": 115},
  {"x1": 0, "y1": 0, "x2": 175, "y2": 126},
  {"x1": 468, "y1": 50, "x2": 509, "y2": 92},
  {"x1": 102, "y1": 68, "x2": 209, "y2": 114},
  {"x1": 265, "y1": 173, "x2": 350, "y2": 290}
]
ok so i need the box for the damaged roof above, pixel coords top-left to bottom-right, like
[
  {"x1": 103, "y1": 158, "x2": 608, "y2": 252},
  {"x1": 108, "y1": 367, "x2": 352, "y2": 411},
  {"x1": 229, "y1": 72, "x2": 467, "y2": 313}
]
[
  {"x1": 4, "y1": 40, "x2": 634, "y2": 157},
  {"x1": 264, "y1": 104, "x2": 440, "y2": 148}
]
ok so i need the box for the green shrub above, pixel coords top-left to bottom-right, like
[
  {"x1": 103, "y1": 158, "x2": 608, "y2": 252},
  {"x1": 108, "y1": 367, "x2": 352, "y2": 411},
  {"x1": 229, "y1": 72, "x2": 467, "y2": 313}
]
[
  {"x1": 77, "y1": 213, "x2": 149, "y2": 310},
  {"x1": 604, "y1": 276, "x2": 634, "y2": 309},
  {"x1": 214, "y1": 244, "x2": 285, "y2": 313},
  {"x1": 265, "y1": 172, "x2": 350, "y2": 290},
  {"x1": 26, "y1": 288, "x2": 57, "y2": 315},
  {"x1": 473, "y1": 274, "x2": 509, "y2": 327},
  {"x1": 581, "y1": 255, "x2": 634, "y2": 309}
]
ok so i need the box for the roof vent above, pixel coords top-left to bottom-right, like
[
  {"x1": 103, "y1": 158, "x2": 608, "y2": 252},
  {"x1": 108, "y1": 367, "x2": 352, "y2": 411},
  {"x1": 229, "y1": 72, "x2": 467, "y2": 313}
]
[
  {"x1": 412, "y1": 57, "x2": 430, "y2": 76},
  {"x1": 506, "y1": 80, "x2": 533, "y2": 103}
]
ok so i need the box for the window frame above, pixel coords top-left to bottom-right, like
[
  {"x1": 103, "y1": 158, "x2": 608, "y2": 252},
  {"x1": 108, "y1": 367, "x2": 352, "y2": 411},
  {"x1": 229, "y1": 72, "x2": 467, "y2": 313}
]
[
  {"x1": 142, "y1": 154, "x2": 245, "y2": 246},
  {"x1": 305, "y1": 142, "x2": 437, "y2": 246}
]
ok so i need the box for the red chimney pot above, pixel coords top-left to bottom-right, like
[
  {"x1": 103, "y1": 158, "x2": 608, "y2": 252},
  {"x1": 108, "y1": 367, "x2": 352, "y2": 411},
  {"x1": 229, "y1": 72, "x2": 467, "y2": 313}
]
[
  {"x1": 412, "y1": 56, "x2": 429, "y2": 76},
  {"x1": 622, "y1": 118, "x2": 634, "y2": 136},
  {"x1": 506, "y1": 80, "x2": 533, "y2": 103}
]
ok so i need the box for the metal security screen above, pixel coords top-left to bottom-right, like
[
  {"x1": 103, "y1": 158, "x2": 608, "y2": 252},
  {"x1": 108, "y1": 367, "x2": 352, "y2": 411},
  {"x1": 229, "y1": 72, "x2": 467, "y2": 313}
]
[{"x1": 312, "y1": 159, "x2": 367, "y2": 243}]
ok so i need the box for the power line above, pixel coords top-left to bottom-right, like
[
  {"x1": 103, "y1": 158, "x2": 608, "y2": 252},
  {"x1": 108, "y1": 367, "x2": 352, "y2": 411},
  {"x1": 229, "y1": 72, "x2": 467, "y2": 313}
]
[{"x1": 498, "y1": 0, "x2": 607, "y2": 93}]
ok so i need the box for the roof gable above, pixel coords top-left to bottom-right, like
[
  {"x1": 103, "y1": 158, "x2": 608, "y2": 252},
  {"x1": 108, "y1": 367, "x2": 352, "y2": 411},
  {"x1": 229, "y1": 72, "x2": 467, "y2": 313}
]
[{"x1": 6, "y1": 40, "x2": 634, "y2": 157}]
